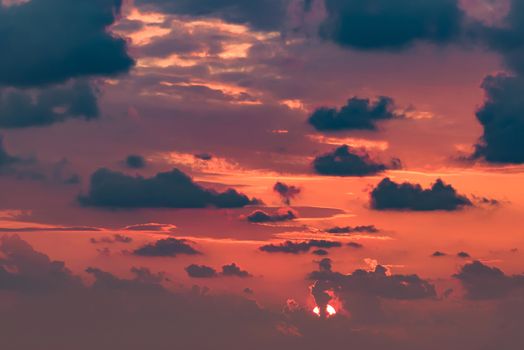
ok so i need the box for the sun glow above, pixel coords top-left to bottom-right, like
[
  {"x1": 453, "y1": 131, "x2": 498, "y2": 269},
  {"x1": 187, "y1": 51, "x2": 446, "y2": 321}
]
[{"x1": 313, "y1": 305, "x2": 337, "y2": 317}]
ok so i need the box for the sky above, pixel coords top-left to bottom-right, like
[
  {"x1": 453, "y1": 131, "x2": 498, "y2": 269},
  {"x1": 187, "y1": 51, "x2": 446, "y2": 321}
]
[{"x1": 0, "y1": 0, "x2": 523, "y2": 349}]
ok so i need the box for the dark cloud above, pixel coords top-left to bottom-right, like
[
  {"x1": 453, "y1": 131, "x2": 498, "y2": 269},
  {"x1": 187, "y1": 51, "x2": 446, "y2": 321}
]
[
  {"x1": 0, "y1": 235, "x2": 82, "y2": 293},
  {"x1": 0, "y1": 135, "x2": 19, "y2": 167},
  {"x1": 133, "y1": 238, "x2": 201, "y2": 257},
  {"x1": 79, "y1": 168, "x2": 257, "y2": 209},
  {"x1": 320, "y1": 0, "x2": 464, "y2": 50},
  {"x1": 0, "y1": 0, "x2": 133, "y2": 87},
  {"x1": 370, "y1": 177, "x2": 472, "y2": 211},
  {"x1": 457, "y1": 251, "x2": 471, "y2": 258},
  {"x1": 185, "y1": 264, "x2": 218, "y2": 278},
  {"x1": 453, "y1": 261, "x2": 524, "y2": 299},
  {"x1": 186, "y1": 263, "x2": 251, "y2": 278},
  {"x1": 273, "y1": 182, "x2": 301, "y2": 205},
  {"x1": 309, "y1": 259, "x2": 436, "y2": 322},
  {"x1": 135, "y1": 0, "x2": 292, "y2": 31},
  {"x1": 246, "y1": 209, "x2": 297, "y2": 223},
  {"x1": 432, "y1": 251, "x2": 447, "y2": 257},
  {"x1": 90, "y1": 234, "x2": 132, "y2": 244},
  {"x1": 347, "y1": 242, "x2": 363, "y2": 249},
  {"x1": 194, "y1": 153, "x2": 213, "y2": 161},
  {"x1": 308, "y1": 96, "x2": 402, "y2": 131},
  {"x1": 472, "y1": 74, "x2": 524, "y2": 163},
  {"x1": 123, "y1": 223, "x2": 177, "y2": 232},
  {"x1": 313, "y1": 145, "x2": 399, "y2": 176},
  {"x1": 221, "y1": 263, "x2": 252, "y2": 278},
  {"x1": 259, "y1": 240, "x2": 341, "y2": 254},
  {"x1": 0, "y1": 81, "x2": 98, "y2": 128},
  {"x1": 312, "y1": 249, "x2": 329, "y2": 256},
  {"x1": 325, "y1": 225, "x2": 379, "y2": 234},
  {"x1": 125, "y1": 155, "x2": 147, "y2": 169},
  {"x1": 480, "y1": 0, "x2": 524, "y2": 77}
]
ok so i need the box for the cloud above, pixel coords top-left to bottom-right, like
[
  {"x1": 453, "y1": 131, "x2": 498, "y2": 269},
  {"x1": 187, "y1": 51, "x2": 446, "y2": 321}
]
[
  {"x1": 472, "y1": 74, "x2": 524, "y2": 163},
  {"x1": 273, "y1": 182, "x2": 301, "y2": 205},
  {"x1": 246, "y1": 209, "x2": 297, "y2": 223},
  {"x1": 312, "y1": 249, "x2": 329, "y2": 256},
  {"x1": 90, "y1": 234, "x2": 132, "y2": 244},
  {"x1": 0, "y1": 0, "x2": 133, "y2": 87},
  {"x1": 135, "y1": 0, "x2": 292, "y2": 31},
  {"x1": 259, "y1": 240, "x2": 342, "y2": 254},
  {"x1": 370, "y1": 177, "x2": 472, "y2": 211},
  {"x1": 125, "y1": 155, "x2": 147, "y2": 169},
  {"x1": 221, "y1": 263, "x2": 252, "y2": 278},
  {"x1": 319, "y1": 0, "x2": 464, "y2": 50},
  {"x1": 347, "y1": 242, "x2": 363, "y2": 249},
  {"x1": 123, "y1": 223, "x2": 177, "y2": 232},
  {"x1": 325, "y1": 225, "x2": 379, "y2": 234},
  {"x1": 308, "y1": 96, "x2": 403, "y2": 131},
  {"x1": 432, "y1": 251, "x2": 447, "y2": 257},
  {"x1": 313, "y1": 145, "x2": 399, "y2": 176},
  {"x1": 194, "y1": 153, "x2": 213, "y2": 161},
  {"x1": 185, "y1": 264, "x2": 218, "y2": 278},
  {"x1": 133, "y1": 238, "x2": 201, "y2": 257},
  {"x1": 479, "y1": 0, "x2": 524, "y2": 76},
  {"x1": 457, "y1": 251, "x2": 471, "y2": 258},
  {"x1": 186, "y1": 263, "x2": 252, "y2": 278},
  {"x1": 0, "y1": 81, "x2": 98, "y2": 128},
  {"x1": 309, "y1": 259, "x2": 437, "y2": 322},
  {"x1": 453, "y1": 261, "x2": 524, "y2": 299},
  {"x1": 79, "y1": 168, "x2": 257, "y2": 209},
  {"x1": 0, "y1": 135, "x2": 19, "y2": 167},
  {"x1": 0, "y1": 235, "x2": 83, "y2": 293}
]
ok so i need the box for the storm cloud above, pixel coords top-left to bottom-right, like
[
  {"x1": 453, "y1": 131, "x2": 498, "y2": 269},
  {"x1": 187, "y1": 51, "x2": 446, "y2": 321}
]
[
  {"x1": 79, "y1": 168, "x2": 257, "y2": 209},
  {"x1": 370, "y1": 177, "x2": 472, "y2": 211}
]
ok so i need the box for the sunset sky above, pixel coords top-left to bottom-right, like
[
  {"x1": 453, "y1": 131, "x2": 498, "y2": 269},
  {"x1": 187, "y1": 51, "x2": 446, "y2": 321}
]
[{"x1": 0, "y1": 0, "x2": 523, "y2": 349}]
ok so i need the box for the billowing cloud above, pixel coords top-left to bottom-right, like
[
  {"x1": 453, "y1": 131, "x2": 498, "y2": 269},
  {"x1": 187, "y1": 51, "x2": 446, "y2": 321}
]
[
  {"x1": 133, "y1": 238, "x2": 201, "y2": 257},
  {"x1": 259, "y1": 240, "x2": 341, "y2": 254},
  {"x1": 370, "y1": 177, "x2": 472, "y2": 211},
  {"x1": 246, "y1": 209, "x2": 297, "y2": 223},
  {"x1": 0, "y1": 0, "x2": 133, "y2": 87},
  {"x1": 135, "y1": 0, "x2": 292, "y2": 31},
  {"x1": 453, "y1": 261, "x2": 524, "y2": 299},
  {"x1": 273, "y1": 182, "x2": 301, "y2": 205},
  {"x1": 480, "y1": 0, "x2": 524, "y2": 76},
  {"x1": 0, "y1": 81, "x2": 98, "y2": 128},
  {"x1": 0, "y1": 235, "x2": 82, "y2": 293},
  {"x1": 320, "y1": 0, "x2": 464, "y2": 50},
  {"x1": 125, "y1": 155, "x2": 147, "y2": 169},
  {"x1": 79, "y1": 168, "x2": 257, "y2": 209},
  {"x1": 472, "y1": 74, "x2": 524, "y2": 163},
  {"x1": 313, "y1": 145, "x2": 399, "y2": 176},
  {"x1": 308, "y1": 96, "x2": 402, "y2": 131}
]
